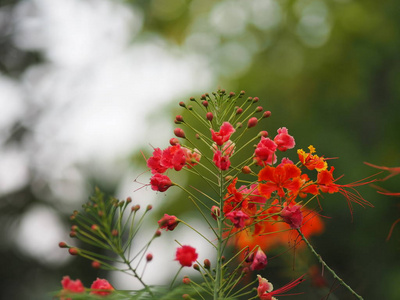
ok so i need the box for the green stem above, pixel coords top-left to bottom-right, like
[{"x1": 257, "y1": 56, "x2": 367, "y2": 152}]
[{"x1": 297, "y1": 229, "x2": 364, "y2": 300}]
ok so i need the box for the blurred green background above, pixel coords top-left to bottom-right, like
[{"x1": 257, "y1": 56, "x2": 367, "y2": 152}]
[{"x1": 0, "y1": 0, "x2": 399, "y2": 299}]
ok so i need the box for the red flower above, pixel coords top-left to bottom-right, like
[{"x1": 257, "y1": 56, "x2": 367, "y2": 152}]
[
  {"x1": 258, "y1": 163, "x2": 302, "y2": 199},
  {"x1": 150, "y1": 174, "x2": 173, "y2": 192},
  {"x1": 280, "y1": 204, "x2": 303, "y2": 229},
  {"x1": 273, "y1": 127, "x2": 295, "y2": 152},
  {"x1": 257, "y1": 274, "x2": 305, "y2": 300},
  {"x1": 60, "y1": 276, "x2": 84, "y2": 299},
  {"x1": 158, "y1": 214, "x2": 179, "y2": 231},
  {"x1": 249, "y1": 248, "x2": 268, "y2": 271},
  {"x1": 213, "y1": 150, "x2": 231, "y2": 170},
  {"x1": 297, "y1": 146, "x2": 327, "y2": 172},
  {"x1": 211, "y1": 122, "x2": 235, "y2": 146},
  {"x1": 226, "y1": 210, "x2": 250, "y2": 228},
  {"x1": 175, "y1": 245, "x2": 198, "y2": 267},
  {"x1": 147, "y1": 148, "x2": 168, "y2": 174},
  {"x1": 90, "y1": 278, "x2": 114, "y2": 296},
  {"x1": 182, "y1": 147, "x2": 201, "y2": 168},
  {"x1": 161, "y1": 145, "x2": 186, "y2": 171},
  {"x1": 254, "y1": 137, "x2": 277, "y2": 166}
]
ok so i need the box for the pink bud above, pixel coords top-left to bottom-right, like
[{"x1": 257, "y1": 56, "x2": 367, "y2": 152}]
[
  {"x1": 263, "y1": 111, "x2": 271, "y2": 118},
  {"x1": 92, "y1": 261, "x2": 101, "y2": 269},
  {"x1": 236, "y1": 108, "x2": 243, "y2": 115},
  {"x1": 183, "y1": 277, "x2": 191, "y2": 284},
  {"x1": 247, "y1": 117, "x2": 258, "y2": 128},
  {"x1": 179, "y1": 101, "x2": 186, "y2": 107},
  {"x1": 176, "y1": 115, "x2": 184, "y2": 122},
  {"x1": 242, "y1": 166, "x2": 251, "y2": 174},
  {"x1": 155, "y1": 230, "x2": 162, "y2": 237},
  {"x1": 206, "y1": 112, "x2": 213, "y2": 121},
  {"x1": 229, "y1": 92, "x2": 235, "y2": 97},
  {"x1": 59, "y1": 242, "x2": 67, "y2": 248},
  {"x1": 202, "y1": 100, "x2": 208, "y2": 107},
  {"x1": 256, "y1": 106, "x2": 263, "y2": 112},
  {"x1": 146, "y1": 205, "x2": 153, "y2": 211},
  {"x1": 204, "y1": 259, "x2": 211, "y2": 270},
  {"x1": 111, "y1": 229, "x2": 118, "y2": 236},
  {"x1": 259, "y1": 131, "x2": 268, "y2": 137},
  {"x1": 91, "y1": 224, "x2": 99, "y2": 231},
  {"x1": 146, "y1": 253, "x2": 153, "y2": 262},
  {"x1": 69, "y1": 248, "x2": 79, "y2": 256},
  {"x1": 132, "y1": 204, "x2": 140, "y2": 212},
  {"x1": 169, "y1": 138, "x2": 180, "y2": 145},
  {"x1": 126, "y1": 197, "x2": 132, "y2": 203},
  {"x1": 253, "y1": 97, "x2": 259, "y2": 103},
  {"x1": 174, "y1": 128, "x2": 186, "y2": 138},
  {"x1": 211, "y1": 206, "x2": 220, "y2": 220},
  {"x1": 240, "y1": 90, "x2": 245, "y2": 95}
]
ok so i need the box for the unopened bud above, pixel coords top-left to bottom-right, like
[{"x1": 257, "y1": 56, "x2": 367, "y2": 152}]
[
  {"x1": 126, "y1": 197, "x2": 132, "y2": 203},
  {"x1": 256, "y1": 106, "x2": 263, "y2": 112},
  {"x1": 183, "y1": 276, "x2": 191, "y2": 284},
  {"x1": 242, "y1": 166, "x2": 251, "y2": 174},
  {"x1": 206, "y1": 112, "x2": 213, "y2": 121},
  {"x1": 176, "y1": 115, "x2": 184, "y2": 122},
  {"x1": 236, "y1": 108, "x2": 243, "y2": 115},
  {"x1": 204, "y1": 259, "x2": 211, "y2": 270},
  {"x1": 59, "y1": 242, "x2": 68, "y2": 248},
  {"x1": 253, "y1": 97, "x2": 259, "y2": 103},
  {"x1": 190, "y1": 97, "x2": 195, "y2": 101},
  {"x1": 201, "y1": 94, "x2": 206, "y2": 100},
  {"x1": 170, "y1": 138, "x2": 180, "y2": 145},
  {"x1": 132, "y1": 204, "x2": 140, "y2": 212},
  {"x1": 92, "y1": 261, "x2": 101, "y2": 269},
  {"x1": 71, "y1": 225, "x2": 78, "y2": 231},
  {"x1": 174, "y1": 128, "x2": 186, "y2": 138},
  {"x1": 247, "y1": 117, "x2": 258, "y2": 128},
  {"x1": 247, "y1": 97, "x2": 253, "y2": 102},
  {"x1": 98, "y1": 210, "x2": 104, "y2": 217},
  {"x1": 236, "y1": 122, "x2": 243, "y2": 128},
  {"x1": 225, "y1": 175, "x2": 233, "y2": 181},
  {"x1": 211, "y1": 206, "x2": 220, "y2": 220},
  {"x1": 220, "y1": 89, "x2": 226, "y2": 95},
  {"x1": 69, "y1": 248, "x2": 79, "y2": 256},
  {"x1": 187, "y1": 105, "x2": 193, "y2": 110},
  {"x1": 182, "y1": 294, "x2": 191, "y2": 299},
  {"x1": 69, "y1": 231, "x2": 77, "y2": 238},
  {"x1": 263, "y1": 111, "x2": 271, "y2": 118},
  {"x1": 193, "y1": 264, "x2": 200, "y2": 271},
  {"x1": 229, "y1": 92, "x2": 235, "y2": 97},
  {"x1": 154, "y1": 230, "x2": 162, "y2": 237},
  {"x1": 202, "y1": 100, "x2": 208, "y2": 107},
  {"x1": 195, "y1": 134, "x2": 200, "y2": 139},
  {"x1": 240, "y1": 90, "x2": 245, "y2": 95},
  {"x1": 146, "y1": 204, "x2": 153, "y2": 211},
  {"x1": 259, "y1": 131, "x2": 268, "y2": 137},
  {"x1": 111, "y1": 229, "x2": 118, "y2": 236},
  {"x1": 91, "y1": 224, "x2": 99, "y2": 231},
  {"x1": 146, "y1": 253, "x2": 153, "y2": 262},
  {"x1": 179, "y1": 101, "x2": 186, "y2": 107}
]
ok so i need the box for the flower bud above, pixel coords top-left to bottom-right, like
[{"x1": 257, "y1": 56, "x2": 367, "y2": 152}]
[
  {"x1": 201, "y1": 94, "x2": 206, "y2": 100},
  {"x1": 154, "y1": 229, "x2": 162, "y2": 237},
  {"x1": 256, "y1": 106, "x2": 263, "y2": 112},
  {"x1": 259, "y1": 131, "x2": 268, "y2": 137},
  {"x1": 225, "y1": 175, "x2": 233, "y2": 181},
  {"x1": 59, "y1": 242, "x2": 68, "y2": 248},
  {"x1": 202, "y1": 100, "x2": 208, "y2": 107},
  {"x1": 240, "y1": 90, "x2": 245, "y2": 95},
  {"x1": 236, "y1": 122, "x2": 242, "y2": 128},
  {"x1": 132, "y1": 204, "x2": 140, "y2": 212},
  {"x1": 111, "y1": 229, "x2": 118, "y2": 236},
  {"x1": 176, "y1": 115, "x2": 184, "y2": 122},
  {"x1": 69, "y1": 247, "x2": 79, "y2": 256},
  {"x1": 195, "y1": 134, "x2": 200, "y2": 139},
  {"x1": 193, "y1": 264, "x2": 200, "y2": 271},
  {"x1": 98, "y1": 210, "x2": 104, "y2": 217},
  {"x1": 204, "y1": 259, "x2": 211, "y2": 270},
  {"x1": 126, "y1": 197, "x2": 132, "y2": 203},
  {"x1": 71, "y1": 225, "x2": 78, "y2": 231},
  {"x1": 253, "y1": 97, "x2": 259, "y2": 103},
  {"x1": 92, "y1": 261, "x2": 101, "y2": 269},
  {"x1": 190, "y1": 97, "x2": 195, "y2": 101},
  {"x1": 174, "y1": 128, "x2": 186, "y2": 138},
  {"x1": 179, "y1": 101, "x2": 186, "y2": 107},
  {"x1": 69, "y1": 231, "x2": 77, "y2": 238},
  {"x1": 242, "y1": 166, "x2": 251, "y2": 174},
  {"x1": 263, "y1": 111, "x2": 271, "y2": 118},
  {"x1": 247, "y1": 117, "x2": 258, "y2": 128},
  {"x1": 211, "y1": 206, "x2": 220, "y2": 220},
  {"x1": 170, "y1": 138, "x2": 180, "y2": 145},
  {"x1": 146, "y1": 204, "x2": 153, "y2": 211},
  {"x1": 182, "y1": 294, "x2": 191, "y2": 299},
  {"x1": 91, "y1": 224, "x2": 99, "y2": 231},
  {"x1": 236, "y1": 108, "x2": 243, "y2": 115},
  {"x1": 146, "y1": 253, "x2": 153, "y2": 262},
  {"x1": 206, "y1": 112, "x2": 213, "y2": 121},
  {"x1": 183, "y1": 276, "x2": 191, "y2": 285},
  {"x1": 220, "y1": 89, "x2": 226, "y2": 95},
  {"x1": 229, "y1": 92, "x2": 235, "y2": 97},
  {"x1": 247, "y1": 97, "x2": 253, "y2": 102},
  {"x1": 187, "y1": 105, "x2": 193, "y2": 110}
]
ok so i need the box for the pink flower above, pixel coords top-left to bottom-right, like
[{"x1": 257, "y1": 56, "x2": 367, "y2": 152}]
[
  {"x1": 280, "y1": 205, "x2": 303, "y2": 229},
  {"x1": 274, "y1": 127, "x2": 295, "y2": 152},
  {"x1": 257, "y1": 275, "x2": 305, "y2": 300},
  {"x1": 150, "y1": 174, "x2": 173, "y2": 192},
  {"x1": 254, "y1": 137, "x2": 277, "y2": 166},
  {"x1": 249, "y1": 248, "x2": 268, "y2": 271},
  {"x1": 158, "y1": 214, "x2": 179, "y2": 231},
  {"x1": 90, "y1": 278, "x2": 114, "y2": 296},
  {"x1": 211, "y1": 122, "x2": 235, "y2": 146},
  {"x1": 175, "y1": 245, "x2": 198, "y2": 267},
  {"x1": 225, "y1": 210, "x2": 250, "y2": 228},
  {"x1": 60, "y1": 276, "x2": 84, "y2": 299},
  {"x1": 213, "y1": 150, "x2": 231, "y2": 170},
  {"x1": 182, "y1": 147, "x2": 201, "y2": 168}
]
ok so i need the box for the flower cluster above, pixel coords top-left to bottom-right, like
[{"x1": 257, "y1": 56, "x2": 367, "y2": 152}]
[
  {"x1": 59, "y1": 276, "x2": 113, "y2": 299},
  {"x1": 59, "y1": 89, "x2": 374, "y2": 300}
]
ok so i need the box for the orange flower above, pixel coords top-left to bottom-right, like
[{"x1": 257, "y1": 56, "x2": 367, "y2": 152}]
[
  {"x1": 297, "y1": 146, "x2": 327, "y2": 172},
  {"x1": 258, "y1": 163, "x2": 302, "y2": 199}
]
